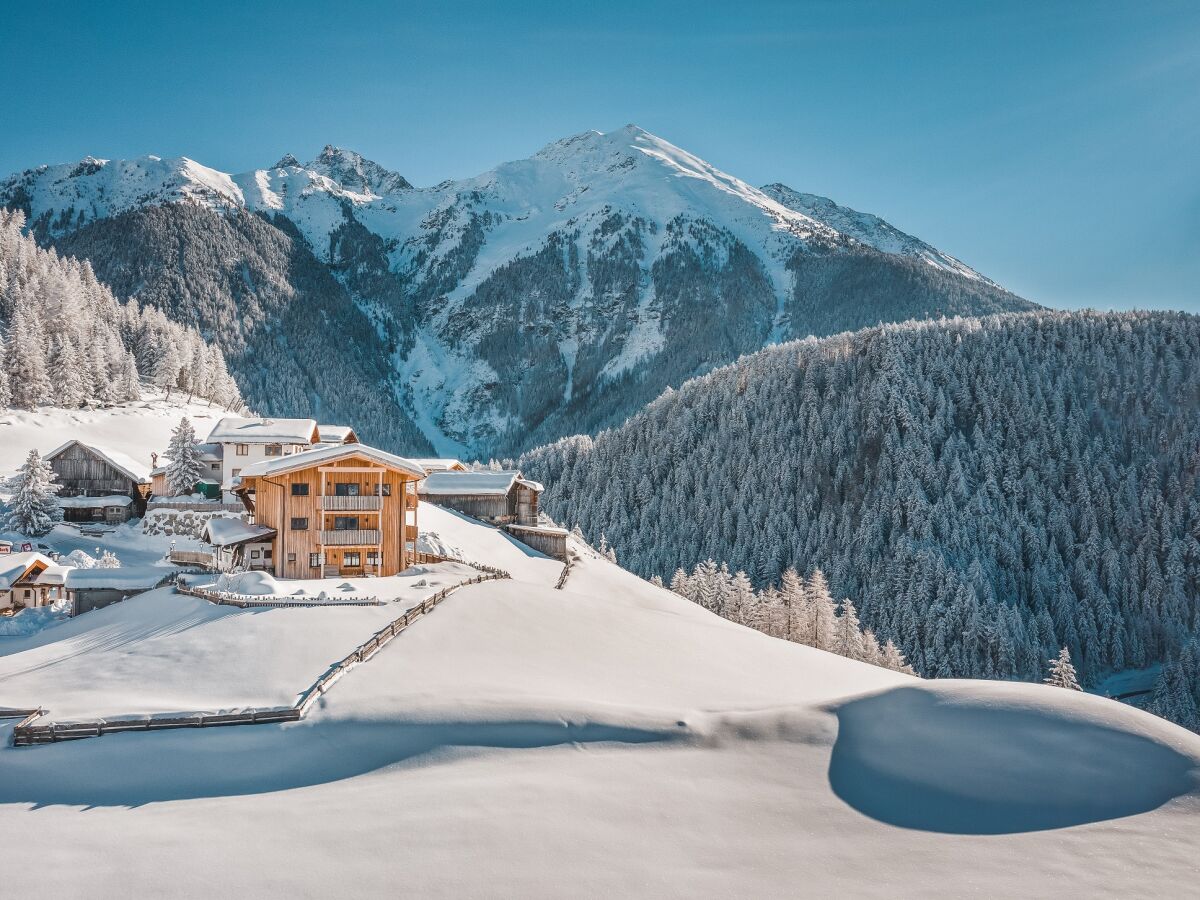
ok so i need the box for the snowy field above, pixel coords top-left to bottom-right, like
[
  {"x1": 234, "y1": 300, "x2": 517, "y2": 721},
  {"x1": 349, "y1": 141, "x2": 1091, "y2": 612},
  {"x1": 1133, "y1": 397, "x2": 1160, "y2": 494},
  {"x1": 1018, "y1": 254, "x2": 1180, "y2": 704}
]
[
  {"x1": 0, "y1": 562, "x2": 478, "y2": 720},
  {"x1": 0, "y1": 510, "x2": 1198, "y2": 896}
]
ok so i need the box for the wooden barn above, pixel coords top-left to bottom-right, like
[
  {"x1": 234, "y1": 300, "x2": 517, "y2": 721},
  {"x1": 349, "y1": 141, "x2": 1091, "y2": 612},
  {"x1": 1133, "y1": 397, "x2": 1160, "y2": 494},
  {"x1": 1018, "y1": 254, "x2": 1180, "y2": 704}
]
[
  {"x1": 232, "y1": 443, "x2": 426, "y2": 579},
  {"x1": 44, "y1": 440, "x2": 153, "y2": 520},
  {"x1": 418, "y1": 471, "x2": 542, "y2": 526}
]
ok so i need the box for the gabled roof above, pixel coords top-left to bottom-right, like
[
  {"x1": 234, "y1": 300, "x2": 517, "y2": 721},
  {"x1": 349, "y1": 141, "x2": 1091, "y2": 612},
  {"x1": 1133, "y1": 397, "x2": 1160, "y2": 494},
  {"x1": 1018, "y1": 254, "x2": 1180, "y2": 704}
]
[
  {"x1": 206, "y1": 417, "x2": 319, "y2": 444},
  {"x1": 235, "y1": 442, "x2": 427, "y2": 480},
  {"x1": 419, "y1": 470, "x2": 542, "y2": 497},
  {"x1": 317, "y1": 425, "x2": 358, "y2": 444},
  {"x1": 45, "y1": 440, "x2": 152, "y2": 484},
  {"x1": 412, "y1": 458, "x2": 467, "y2": 473},
  {"x1": 0, "y1": 553, "x2": 55, "y2": 591}
]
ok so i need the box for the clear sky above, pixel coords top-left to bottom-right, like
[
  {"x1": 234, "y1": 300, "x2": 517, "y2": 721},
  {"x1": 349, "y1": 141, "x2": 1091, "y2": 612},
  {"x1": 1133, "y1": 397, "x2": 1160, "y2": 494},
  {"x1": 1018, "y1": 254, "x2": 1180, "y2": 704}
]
[{"x1": 4, "y1": 0, "x2": 1197, "y2": 310}]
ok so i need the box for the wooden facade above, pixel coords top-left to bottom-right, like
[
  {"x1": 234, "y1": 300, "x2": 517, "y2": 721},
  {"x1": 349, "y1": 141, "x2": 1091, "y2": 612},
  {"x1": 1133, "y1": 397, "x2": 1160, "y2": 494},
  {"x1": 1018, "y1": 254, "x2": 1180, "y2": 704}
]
[
  {"x1": 45, "y1": 441, "x2": 151, "y2": 519},
  {"x1": 419, "y1": 475, "x2": 541, "y2": 526},
  {"x1": 238, "y1": 450, "x2": 422, "y2": 579}
]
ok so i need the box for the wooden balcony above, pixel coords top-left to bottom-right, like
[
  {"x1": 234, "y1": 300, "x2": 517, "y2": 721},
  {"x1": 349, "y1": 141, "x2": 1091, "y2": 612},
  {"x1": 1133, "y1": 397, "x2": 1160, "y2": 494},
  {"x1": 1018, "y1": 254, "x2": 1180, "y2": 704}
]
[
  {"x1": 321, "y1": 529, "x2": 381, "y2": 546},
  {"x1": 321, "y1": 495, "x2": 382, "y2": 511}
]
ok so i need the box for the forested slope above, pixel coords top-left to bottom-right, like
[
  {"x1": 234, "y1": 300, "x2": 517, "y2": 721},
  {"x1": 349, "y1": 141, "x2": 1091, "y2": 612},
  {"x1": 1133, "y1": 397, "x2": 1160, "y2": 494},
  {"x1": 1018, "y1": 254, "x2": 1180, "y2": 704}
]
[{"x1": 522, "y1": 311, "x2": 1200, "y2": 687}]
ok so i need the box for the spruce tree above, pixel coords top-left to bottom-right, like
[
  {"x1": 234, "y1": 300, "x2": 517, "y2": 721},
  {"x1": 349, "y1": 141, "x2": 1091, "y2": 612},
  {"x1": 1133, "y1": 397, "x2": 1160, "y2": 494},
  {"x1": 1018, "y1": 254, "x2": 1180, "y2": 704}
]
[
  {"x1": 5, "y1": 449, "x2": 62, "y2": 536},
  {"x1": 165, "y1": 416, "x2": 205, "y2": 496},
  {"x1": 1044, "y1": 647, "x2": 1082, "y2": 691}
]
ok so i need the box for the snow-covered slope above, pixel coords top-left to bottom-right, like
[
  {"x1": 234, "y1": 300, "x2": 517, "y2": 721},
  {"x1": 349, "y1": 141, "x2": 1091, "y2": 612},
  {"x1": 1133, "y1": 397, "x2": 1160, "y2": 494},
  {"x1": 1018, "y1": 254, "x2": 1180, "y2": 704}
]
[
  {"x1": 0, "y1": 519, "x2": 1197, "y2": 897},
  {"x1": 0, "y1": 392, "x2": 233, "y2": 479},
  {"x1": 2, "y1": 126, "x2": 1034, "y2": 456}
]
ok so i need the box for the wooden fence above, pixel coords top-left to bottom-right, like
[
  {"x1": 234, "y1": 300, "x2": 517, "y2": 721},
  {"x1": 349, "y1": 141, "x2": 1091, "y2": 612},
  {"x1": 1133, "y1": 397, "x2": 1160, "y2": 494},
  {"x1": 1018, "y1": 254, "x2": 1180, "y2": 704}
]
[
  {"x1": 11, "y1": 571, "x2": 508, "y2": 747},
  {"x1": 176, "y1": 584, "x2": 386, "y2": 608},
  {"x1": 554, "y1": 554, "x2": 576, "y2": 590}
]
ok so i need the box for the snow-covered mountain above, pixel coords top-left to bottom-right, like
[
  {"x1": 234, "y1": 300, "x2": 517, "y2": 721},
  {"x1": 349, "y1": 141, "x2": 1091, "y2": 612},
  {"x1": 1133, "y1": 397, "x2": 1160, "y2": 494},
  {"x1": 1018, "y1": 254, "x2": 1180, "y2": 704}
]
[{"x1": 1, "y1": 126, "x2": 1034, "y2": 456}]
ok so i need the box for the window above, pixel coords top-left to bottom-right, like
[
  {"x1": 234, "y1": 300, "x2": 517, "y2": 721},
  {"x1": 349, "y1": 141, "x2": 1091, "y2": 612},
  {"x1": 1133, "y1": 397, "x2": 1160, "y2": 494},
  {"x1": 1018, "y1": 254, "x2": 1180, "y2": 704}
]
[
  {"x1": 334, "y1": 516, "x2": 359, "y2": 531},
  {"x1": 309, "y1": 553, "x2": 321, "y2": 568},
  {"x1": 287, "y1": 553, "x2": 296, "y2": 563},
  {"x1": 264, "y1": 549, "x2": 273, "y2": 560},
  {"x1": 344, "y1": 552, "x2": 361, "y2": 567},
  {"x1": 265, "y1": 444, "x2": 283, "y2": 457},
  {"x1": 290, "y1": 517, "x2": 309, "y2": 530},
  {"x1": 367, "y1": 551, "x2": 380, "y2": 566},
  {"x1": 236, "y1": 444, "x2": 249, "y2": 456},
  {"x1": 334, "y1": 482, "x2": 361, "y2": 497},
  {"x1": 251, "y1": 550, "x2": 260, "y2": 559},
  {"x1": 291, "y1": 483, "x2": 309, "y2": 496},
  {"x1": 232, "y1": 468, "x2": 241, "y2": 478},
  {"x1": 211, "y1": 462, "x2": 221, "y2": 472},
  {"x1": 372, "y1": 483, "x2": 392, "y2": 496}
]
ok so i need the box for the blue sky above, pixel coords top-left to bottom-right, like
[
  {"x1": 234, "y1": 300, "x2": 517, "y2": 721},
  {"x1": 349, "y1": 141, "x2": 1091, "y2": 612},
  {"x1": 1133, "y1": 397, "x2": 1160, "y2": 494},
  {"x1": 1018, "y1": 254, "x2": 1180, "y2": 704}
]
[{"x1": 4, "y1": 0, "x2": 1197, "y2": 310}]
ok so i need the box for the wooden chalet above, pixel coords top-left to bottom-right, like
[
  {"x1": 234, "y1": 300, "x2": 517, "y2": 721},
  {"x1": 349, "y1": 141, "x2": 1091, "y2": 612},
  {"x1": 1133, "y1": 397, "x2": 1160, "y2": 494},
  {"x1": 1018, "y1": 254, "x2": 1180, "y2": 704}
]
[
  {"x1": 0, "y1": 553, "x2": 63, "y2": 611},
  {"x1": 418, "y1": 470, "x2": 542, "y2": 526},
  {"x1": 233, "y1": 443, "x2": 426, "y2": 579},
  {"x1": 44, "y1": 440, "x2": 153, "y2": 520}
]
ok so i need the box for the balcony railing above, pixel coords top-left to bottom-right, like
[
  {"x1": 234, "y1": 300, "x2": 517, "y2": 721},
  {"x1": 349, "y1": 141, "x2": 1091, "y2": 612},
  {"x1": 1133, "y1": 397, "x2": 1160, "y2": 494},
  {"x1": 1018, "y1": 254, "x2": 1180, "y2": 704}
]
[
  {"x1": 321, "y1": 495, "x2": 382, "y2": 511},
  {"x1": 321, "y1": 529, "x2": 381, "y2": 546}
]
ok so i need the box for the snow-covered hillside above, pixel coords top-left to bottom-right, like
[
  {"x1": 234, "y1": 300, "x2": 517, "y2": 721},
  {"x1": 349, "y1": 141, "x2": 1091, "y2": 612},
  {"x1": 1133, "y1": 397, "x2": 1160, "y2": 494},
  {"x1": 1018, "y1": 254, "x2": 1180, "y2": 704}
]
[
  {"x1": 2, "y1": 126, "x2": 1033, "y2": 456},
  {"x1": 0, "y1": 392, "x2": 232, "y2": 478},
  {"x1": 0, "y1": 509, "x2": 1197, "y2": 897}
]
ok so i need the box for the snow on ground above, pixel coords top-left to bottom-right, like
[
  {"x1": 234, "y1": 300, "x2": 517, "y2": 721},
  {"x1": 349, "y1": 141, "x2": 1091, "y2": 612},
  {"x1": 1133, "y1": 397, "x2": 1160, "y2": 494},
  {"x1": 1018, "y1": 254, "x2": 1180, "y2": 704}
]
[
  {"x1": 0, "y1": 392, "x2": 231, "y2": 479},
  {"x1": 1, "y1": 510, "x2": 1199, "y2": 896},
  {"x1": 418, "y1": 500, "x2": 564, "y2": 585},
  {"x1": 0, "y1": 562, "x2": 477, "y2": 719}
]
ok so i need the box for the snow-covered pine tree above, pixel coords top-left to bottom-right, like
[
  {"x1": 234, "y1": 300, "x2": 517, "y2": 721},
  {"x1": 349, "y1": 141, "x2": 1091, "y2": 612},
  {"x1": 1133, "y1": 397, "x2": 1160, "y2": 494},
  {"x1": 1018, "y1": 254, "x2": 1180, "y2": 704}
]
[
  {"x1": 1044, "y1": 647, "x2": 1082, "y2": 691},
  {"x1": 808, "y1": 569, "x2": 838, "y2": 651},
  {"x1": 165, "y1": 416, "x2": 205, "y2": 496},
  {"x1": 5, "y1": 449, "x2": 62, "y2": 536},
  {"x1": 834, "y1": 597, "x2": 866, "y2": 661}
]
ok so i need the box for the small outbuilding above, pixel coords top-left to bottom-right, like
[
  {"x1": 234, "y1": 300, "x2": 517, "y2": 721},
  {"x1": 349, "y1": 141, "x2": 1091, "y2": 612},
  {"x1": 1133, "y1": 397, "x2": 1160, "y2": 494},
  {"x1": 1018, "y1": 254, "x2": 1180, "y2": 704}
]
[
  {"x1": 44, "y1": 440, "x2": 152, "y2": 518},
  {"x1": 418, "y1": 470, "x2": 542, "y2": 526},
  {"x1": 57, "y1": 494, "x2": 135, "y2": 524},
  {"x1": 202, "y1": 518, "x2": 278, "y2": 573},
  {"x1": 64, "y1": 566, "x2": 167, "y2": 616}
]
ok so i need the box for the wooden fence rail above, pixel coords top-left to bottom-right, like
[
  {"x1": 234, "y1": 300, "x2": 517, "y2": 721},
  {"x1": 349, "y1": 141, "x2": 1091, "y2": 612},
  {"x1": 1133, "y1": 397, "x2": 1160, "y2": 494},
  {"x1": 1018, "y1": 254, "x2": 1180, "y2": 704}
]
[{"x1": 11, "y1": 571, "x2": 509, "y2": 748}]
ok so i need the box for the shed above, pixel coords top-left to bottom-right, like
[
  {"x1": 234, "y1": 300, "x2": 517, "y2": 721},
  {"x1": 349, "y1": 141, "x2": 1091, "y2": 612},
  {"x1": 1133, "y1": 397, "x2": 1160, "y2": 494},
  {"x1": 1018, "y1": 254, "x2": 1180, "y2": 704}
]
[
  {"x1": 202, "y1": 518, "x2": 278, "y2": 573},
  {"x1": 57, "y1": 494, "x2": 134, "y2": 524},
  {"x1": 64, "y1": 566, "x2": 167, "y2": 616},
  {"x1": 419, "y1": 470, "x2": 542, "y2": 526},
  {"x1": 44, "y1": 440, "x2": 152, "y2": 518}
]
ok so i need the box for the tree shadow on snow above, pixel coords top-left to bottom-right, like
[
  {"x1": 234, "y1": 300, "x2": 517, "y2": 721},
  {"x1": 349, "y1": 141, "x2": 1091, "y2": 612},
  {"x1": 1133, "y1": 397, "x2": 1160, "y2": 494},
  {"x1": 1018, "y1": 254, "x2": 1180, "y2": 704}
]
[
  {"x1": 828, "y1": 686, "x2": 1198, "y2": 834},
  {"x1": 0, "y1": 718, "x2": 675, "y2": 808}
]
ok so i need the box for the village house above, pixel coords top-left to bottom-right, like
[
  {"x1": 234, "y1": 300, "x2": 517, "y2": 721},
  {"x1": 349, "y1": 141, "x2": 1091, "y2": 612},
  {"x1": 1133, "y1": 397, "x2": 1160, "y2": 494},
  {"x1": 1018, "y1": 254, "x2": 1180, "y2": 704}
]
[
  {"x1": 64, "y1": 566, "x2": 167, "y2": 617},
  {"x1": 0, "y1": 553, "x2": 63, "y2": 611},
  {"x1": 316, "y1": 425, "x2": 359, "y2": 446},
  {"x1": 149, "y1": 442, "x2": 224, "y2": 499},
  {"x1": 205, "y1": 417, "x2": 321, "y2": 500},
  {"x1": 418, "y1": 470, "x2": 542, "y2": 526},
  {"x1": 231, "y1": 443, "x2": 426, "y2": 578},
  {"x1": 44, "y1": 440, "x2": 153, "y2": 521},
  {"x1": 412, "y1": 458, "x2": 468, "y2": 475}
]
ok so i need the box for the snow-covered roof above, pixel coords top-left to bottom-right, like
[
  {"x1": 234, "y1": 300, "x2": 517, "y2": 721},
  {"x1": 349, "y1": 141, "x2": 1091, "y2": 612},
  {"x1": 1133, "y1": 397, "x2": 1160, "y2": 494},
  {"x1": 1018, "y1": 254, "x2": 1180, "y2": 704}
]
[
  {"x1": 56, "y1": 494, "x2": 134, "y2": 509},
  {"x1": 45, "y1": 440, "x2": 152, "y2": 484},
  {"x1": 64, "y1": 566, "x2": 166, "y2": 590},
  {"x1": 413, "y1": 458, "x2": 466, "y2": 473},
  {"x1": 317, "y1": 425, "x2": 357, "y2": 444},
  {"x1": 419, "y1": 471, "x2": 541, "y2": 497},
  {"x1": 236, "y1": 443, "x2": 427, "y2": 480},
  {"x1": 202, "y1": 518, "x2": 277, "y2": 548},
  {"x1": 206, "y1": 417, "x2": 318, "y2": 444},
  {"x1": 0, "y1": 553, "x2": 55, "y2": 590},
  {"x1": 33, "y1": 563, "x2": 73, "y2": 586}
]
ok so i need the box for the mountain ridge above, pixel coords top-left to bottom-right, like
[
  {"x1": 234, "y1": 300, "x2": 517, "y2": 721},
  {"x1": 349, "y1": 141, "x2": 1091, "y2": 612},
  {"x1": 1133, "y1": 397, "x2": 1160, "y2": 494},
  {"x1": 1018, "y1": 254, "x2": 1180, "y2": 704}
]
[{"x1": 2, "y1": 126, "x2": 1035, "y2": 456}]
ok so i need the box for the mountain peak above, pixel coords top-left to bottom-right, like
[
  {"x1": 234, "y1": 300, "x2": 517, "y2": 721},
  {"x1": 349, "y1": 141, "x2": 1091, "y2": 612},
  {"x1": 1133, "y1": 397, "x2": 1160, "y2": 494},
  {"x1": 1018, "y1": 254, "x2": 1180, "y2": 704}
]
[
  {"x1": 306, "y1": 145, "x2": 412, "y2": 196},
  {"x1": 273, "y1": 153, "x2": 301, "y2": 169}
]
